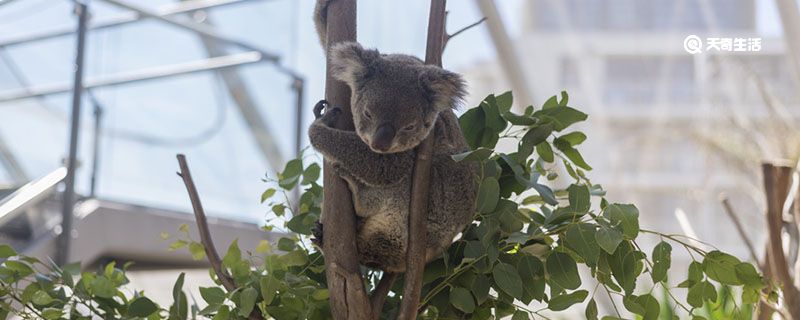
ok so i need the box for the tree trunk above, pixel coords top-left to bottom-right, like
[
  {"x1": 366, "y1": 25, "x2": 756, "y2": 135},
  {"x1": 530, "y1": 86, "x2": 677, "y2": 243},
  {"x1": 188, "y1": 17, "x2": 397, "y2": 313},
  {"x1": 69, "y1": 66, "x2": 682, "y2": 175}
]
[
  {"x1": 320, "y1": 1, "x2": 372, "y2": 319},
  {"x1": 762, "y1": 162, "x2": 800, "y2": 319}
]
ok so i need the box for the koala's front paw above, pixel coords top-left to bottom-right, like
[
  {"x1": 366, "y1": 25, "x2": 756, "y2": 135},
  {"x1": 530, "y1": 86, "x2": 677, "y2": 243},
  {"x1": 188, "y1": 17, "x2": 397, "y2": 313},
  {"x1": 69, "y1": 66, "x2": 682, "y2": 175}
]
[
  {"x1": 311, "y1": 220, "x2": 324, "y2": 247},
  {"x1": 313, "y1": 100, "x2": 341, "y2": 128}
]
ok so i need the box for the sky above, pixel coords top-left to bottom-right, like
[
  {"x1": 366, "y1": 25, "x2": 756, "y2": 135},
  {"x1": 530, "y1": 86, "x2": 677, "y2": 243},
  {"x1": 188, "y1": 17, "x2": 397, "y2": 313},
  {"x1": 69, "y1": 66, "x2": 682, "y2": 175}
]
[{"x1": 0, "y1": 0, "x2": 789, "y2": 223}]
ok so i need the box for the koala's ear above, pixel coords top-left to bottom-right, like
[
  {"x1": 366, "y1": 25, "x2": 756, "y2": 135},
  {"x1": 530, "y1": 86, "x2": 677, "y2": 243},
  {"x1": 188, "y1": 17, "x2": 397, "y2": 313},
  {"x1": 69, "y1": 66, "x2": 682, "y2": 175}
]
[
  {"x1": 419, "y1": 66, "x2": 467, "y2": 111},
  {"x1": 330, "y1": 42, "x2": 380, "y2": 88}
]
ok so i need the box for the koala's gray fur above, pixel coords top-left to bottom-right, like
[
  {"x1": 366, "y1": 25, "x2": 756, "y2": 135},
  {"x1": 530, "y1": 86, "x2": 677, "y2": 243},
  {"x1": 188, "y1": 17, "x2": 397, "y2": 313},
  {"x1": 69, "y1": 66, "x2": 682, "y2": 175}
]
[{"x1": 309, "y1": 0, "x2": 477, "y2": 273}]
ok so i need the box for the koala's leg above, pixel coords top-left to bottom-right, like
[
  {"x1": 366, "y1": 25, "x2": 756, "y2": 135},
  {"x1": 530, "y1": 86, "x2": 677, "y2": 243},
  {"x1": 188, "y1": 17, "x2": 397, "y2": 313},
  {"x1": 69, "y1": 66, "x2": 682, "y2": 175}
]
[
  {"x1": 356, "y1": 214, "x2": 407, "y2": 272},
  {"x1": 308, "y1": 121, "x2": 414, "y2": 186}
]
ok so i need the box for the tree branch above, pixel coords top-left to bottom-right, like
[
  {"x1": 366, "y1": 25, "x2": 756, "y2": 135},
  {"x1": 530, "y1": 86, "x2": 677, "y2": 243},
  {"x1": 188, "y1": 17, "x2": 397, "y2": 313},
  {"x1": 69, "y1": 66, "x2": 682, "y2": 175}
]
[
  {"x1": 762, "y1": 162, "x2": 800, "y2": 319},
  {"x1": 719, "y1": 194, "x2": 759, "y2": 264},
  {"x1": 318, "y1": 1, "x2": 373, "y2": 319},
  {"x1": 176, "y1": 154, "x2": 263, "y2": 320},
  {"x1": 443, "y1": 16, "x2": 486, "y2": 49},
  {"x1": 396, "y1": 1, "x2": 446, "y2": 319},
  {"x1": 370, "y1": 272, "x2": 398, "y2": 318}
]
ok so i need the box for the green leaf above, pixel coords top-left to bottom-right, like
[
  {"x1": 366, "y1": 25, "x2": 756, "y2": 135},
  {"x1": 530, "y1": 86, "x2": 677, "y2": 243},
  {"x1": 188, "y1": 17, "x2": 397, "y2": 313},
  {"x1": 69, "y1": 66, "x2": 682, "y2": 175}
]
[
  {"x1": 517, "y1": 255, "x2": 545, "y2": 301},
  {"x1": 522, "y1": 123, "x2": 554, "y2": 148},
  {"x1": 222, "y1": 240, "x2": 241, "y2": 269},
  {"x1": 451, "y1": 148, "x2": 493, "y2": 162},
  {"x1": 586, "y1": 298, "x2": 598, "y2": 320},
  {"x1": 688, "y1": 261, "x2": 703, "y2": 282},
  {"x1": 542, "y1": 95, "x2": 559, "y2": 109},
  {"x1": 279, "y1": 250, "x2": 308, "y2": 267},
  {"x1": 595, "y1": 226, "x2": 623, "y2": 254},
  {"x1": 511, "y1": 310, "x2": 529, "y2": 320},
  {"x1": 547, "y1": 290, "x2": 588, "y2": 311},
  {"x1": 279, "y1": 159, "x2": 303, "y2": 189},
  {"x1": 481, "y1": 96, "x2": 508, "y2": 132},
  {"x1": 536, "y1": 142, "x2": 554, "y2": 162},
  {"x1": 554, "y1": 138, "x2": 592, "y2": 170},
  {"x1": 558, "y1": 131, "x2": 587, "y2": 146},
  {"x1": 31, "y1": 291, "x2": 54, "y2": 306},
  {"x1": 170, "y1": 272, "x2": 187, "y2": 320},
  {"x1": 492, "y1": 262, "x2": 524, "y2": 299},
  {"x1": 41, "y1": 308, "x2": 62, "y2": 320},
  {"x1": 687, "y1": 281, "x2": 717, "y2": 308},
  {"x1": 237, "y1": 287, "x2": 258, "y2": 317},
  {"x1": 256, "y1": 240, "x2": 272, "y2": 254},
  {"x1": 702, "y1": 250, "x2": 742, "y2": 285},
  {"x1": 212, "y1": 306, "x2": 230, "y2": 320},
  {"x1": 623, "y1": 294, "x2": 660, "y2": 320},
  {"x1": 546, "y1": 252, "x2": 581, "y2": 290},
  {"x1": 564, "y1": 223, "x2": 600, "y2": 267},
  {"x1": 200, "y1": 287, "x2": 226, "y2": 305},
  {"x1": 496, "y1": 91, "x2": 513, "y2": 112},
  {"x1": 0, "y1": 245, "x2": 16, "y2": 258},
  {"x1": 734, "y1": 262, "x2": 763, "y2": 288},
  {"x1": 472, "y1": 274, "x2": 491, "y2": 304},
  {"x1": 188, "y1": 242, "x2": 206, "y2": 261},
  {"x1": 168, "y1": 239, "x2": 188, "y2": 251},
  {"x1": 531, "y1": 183, "x2": 558, "y2": 205},
  {"x1": 460, "y1": 105, "x2": 499, "y2": 149},
  {"x1": 260, "y1": 276, "x2": 280, "y2": 304},
  {"x1": 651, "y1": 241, "x2": 672, "y2": 283},
  {"x1": 567, "y1": 184, "x2": 590, "y2": 213},
  {"x1": 302, "y1": 163, "x2": 321, "y2": 185},
  {"x1": 449, "y1": 287, "x2": 476, "y2": 313},
  {"x1": 533, "y1": 106, "x2": 587, "y2": 131},
  {"x1": 608, "y1": 242, "x2": 642, "y2": 295},
  {"x1": 260, "y1": 188, "x2": 276, "y2": 203},
  {"x1": 312, "y1": 289, "x2": 329, "y2": 300},
  {"x1": 129, "y1": 297, "x2": 159, "y2": 317},
  {"x1": 476, "y1": 177, "x2": 500, "y2": 214},
  {"x1": 559, "y1": 91, "x2": 569, "y2": 106},
  {"x1": 90, "y1": 276, "x2": 115, "y2": 298},
  {"x1": 603, "y1": 204, "x2": 639, "y2": 239}
]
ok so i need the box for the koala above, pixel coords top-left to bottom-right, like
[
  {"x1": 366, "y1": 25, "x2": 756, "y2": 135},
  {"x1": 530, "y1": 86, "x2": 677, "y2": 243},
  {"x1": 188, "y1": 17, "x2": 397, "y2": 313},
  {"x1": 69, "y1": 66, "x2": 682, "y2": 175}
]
[{"x1": 309, "y1": 0, "x2": 477, "y2": 273}]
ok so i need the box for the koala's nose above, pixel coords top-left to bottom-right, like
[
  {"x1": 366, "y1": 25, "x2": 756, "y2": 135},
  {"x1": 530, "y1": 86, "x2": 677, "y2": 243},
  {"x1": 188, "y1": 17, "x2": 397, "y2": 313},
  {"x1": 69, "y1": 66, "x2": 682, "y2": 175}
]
[{"x1": 371, "y1": 124, "x2": 395, "y2": 152}]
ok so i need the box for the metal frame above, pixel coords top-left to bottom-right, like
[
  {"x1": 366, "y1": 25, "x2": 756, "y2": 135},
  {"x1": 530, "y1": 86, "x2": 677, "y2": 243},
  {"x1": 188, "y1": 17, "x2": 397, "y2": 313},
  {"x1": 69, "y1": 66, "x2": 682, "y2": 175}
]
[
  {"x1": 0, "y1": 0, "x2": 307, "y2": 263},
  {"x1": 0, "y1": 52, "x2": 265, "y2": 102},
  {"x1": 0, "y1": 0, "x2": 261, "y2": 48},
  {"x1": 57, "y1": 0, "x2": 89, "y2": 266}
]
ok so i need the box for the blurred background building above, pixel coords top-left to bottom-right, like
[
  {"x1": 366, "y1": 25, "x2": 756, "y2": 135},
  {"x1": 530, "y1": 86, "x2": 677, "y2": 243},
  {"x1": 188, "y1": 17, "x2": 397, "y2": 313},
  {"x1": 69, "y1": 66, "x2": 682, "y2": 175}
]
[{"x1": 0, "y1": 0, "x2": 797, "y2": 315}]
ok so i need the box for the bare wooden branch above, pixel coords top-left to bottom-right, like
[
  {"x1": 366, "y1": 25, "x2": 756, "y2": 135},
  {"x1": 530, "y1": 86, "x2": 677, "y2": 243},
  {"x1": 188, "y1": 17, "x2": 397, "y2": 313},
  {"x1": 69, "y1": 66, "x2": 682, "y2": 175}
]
[
  {"x1": 396, "y1": 1, "x2": 447, "y2": 319},
  {"x1": 443, "y1": 16, "x2": 486, "y2": 48},
  {"x1": 176, "y1": 154, "x2": 263, "y2": 320},
  {"x1": 762, "y1": 162, "x2": 800, "y2": 319},
  {"x1": 719, "y1": 194, "x2": 760, "y2": 264},
  {"x1": 318, "y1": 1, "x2": 372, "y2": 319},
  {"x1": 370, "y1": 272, "x2": 398, "y2": 318}
]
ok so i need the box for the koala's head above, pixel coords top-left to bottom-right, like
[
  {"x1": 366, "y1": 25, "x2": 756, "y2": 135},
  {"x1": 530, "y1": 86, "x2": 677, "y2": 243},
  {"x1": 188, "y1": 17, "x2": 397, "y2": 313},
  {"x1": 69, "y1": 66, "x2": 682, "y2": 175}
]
[{"x1": 330, "y1": 42, "x2": 466, "y2": 154}]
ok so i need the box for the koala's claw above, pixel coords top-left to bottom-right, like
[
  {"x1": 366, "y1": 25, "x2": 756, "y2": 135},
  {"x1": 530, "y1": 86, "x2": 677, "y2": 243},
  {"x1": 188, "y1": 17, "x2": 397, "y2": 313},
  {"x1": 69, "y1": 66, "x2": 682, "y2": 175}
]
[
  {"x1": 313, "y1": 100, "x2": 328, "y2": 119},
  {"x1": 311, "y1": 220, "x2": 324, "y2": 247}
]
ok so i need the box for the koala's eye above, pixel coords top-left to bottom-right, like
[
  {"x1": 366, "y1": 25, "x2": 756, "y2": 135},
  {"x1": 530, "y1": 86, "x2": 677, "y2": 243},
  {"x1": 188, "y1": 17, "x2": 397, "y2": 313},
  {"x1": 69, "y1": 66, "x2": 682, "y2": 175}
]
[
  {"x1": 402, "y1": 124, "x2": 416, "y2": 132},
  {"x1": 363, "y1": 110, "x2": 373, "y2": 120}
]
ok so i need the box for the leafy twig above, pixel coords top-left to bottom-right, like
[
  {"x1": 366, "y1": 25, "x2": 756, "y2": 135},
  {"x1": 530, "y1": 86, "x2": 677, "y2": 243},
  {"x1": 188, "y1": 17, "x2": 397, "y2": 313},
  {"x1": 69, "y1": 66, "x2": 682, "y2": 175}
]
[{"x1": 176, "y1": 154, "x2": 264, "y2": 320}]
